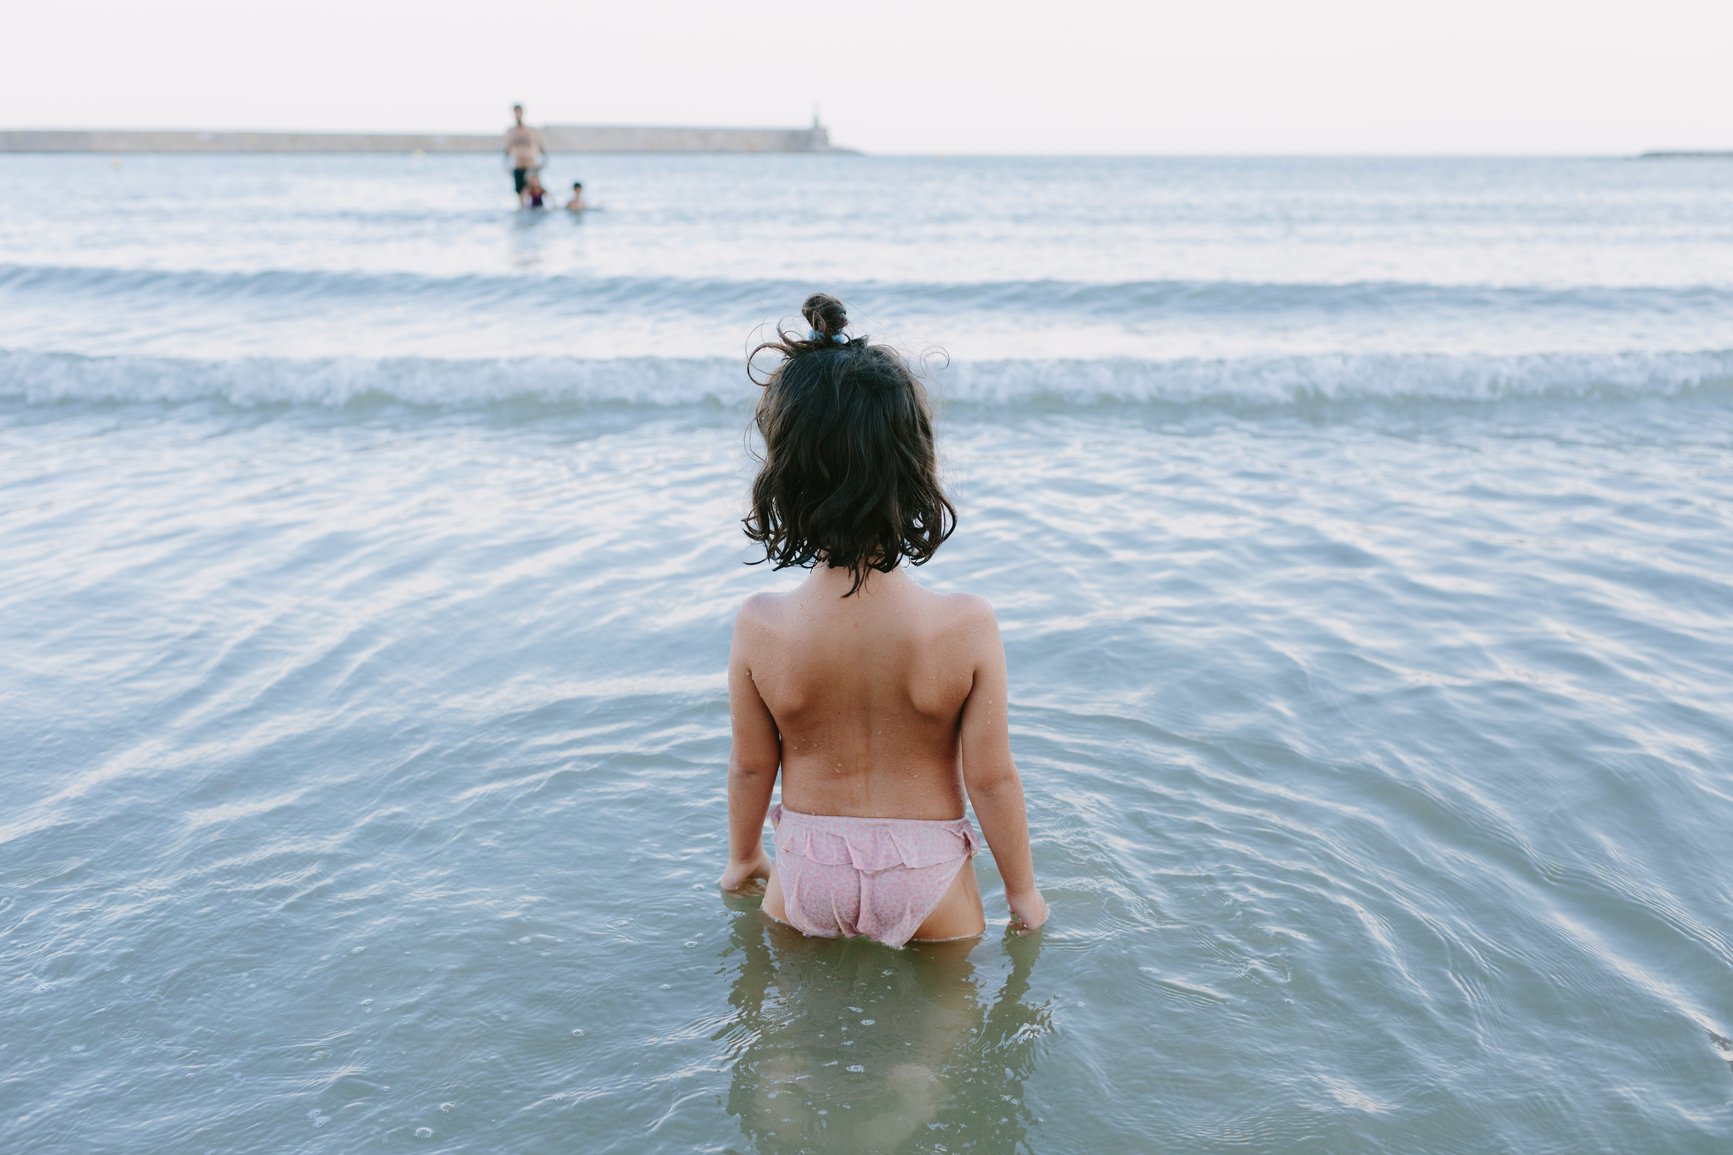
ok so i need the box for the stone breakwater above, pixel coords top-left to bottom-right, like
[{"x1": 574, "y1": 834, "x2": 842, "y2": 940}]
[{"x1": 0, "y1": 123, "x2": 835, "y2": 153}]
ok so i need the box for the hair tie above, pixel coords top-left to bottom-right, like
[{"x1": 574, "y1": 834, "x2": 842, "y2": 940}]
[{"x1": 807, "y1": 329, "x2": 847, "y2": 345}]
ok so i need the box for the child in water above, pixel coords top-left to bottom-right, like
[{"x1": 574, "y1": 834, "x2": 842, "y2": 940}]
[{"x1": 721, "y1": 294, "x2": 1048, "y2": 945}]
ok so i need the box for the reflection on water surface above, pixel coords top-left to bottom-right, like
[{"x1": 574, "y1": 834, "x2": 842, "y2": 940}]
[{"x1": 721, "y1": 903, "x2": 1050, "y2": 1153}]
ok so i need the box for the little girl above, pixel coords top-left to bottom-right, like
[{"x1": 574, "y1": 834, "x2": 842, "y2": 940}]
[{"x1": 720, "y1": 294, "x2": 1047, "y2": 946}]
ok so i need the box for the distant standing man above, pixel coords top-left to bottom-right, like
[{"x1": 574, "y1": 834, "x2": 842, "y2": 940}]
[{"x1": 504, "y1": 103, "x2": 546, "y2": 206}]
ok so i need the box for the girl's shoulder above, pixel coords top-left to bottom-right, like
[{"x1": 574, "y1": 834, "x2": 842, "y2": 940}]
[
  {"x1": 733, "y1": 590, "x2": 789, "y2": 629},
  {"x1": 935, "y1": 589, "x2": 995, "y2": 616},
  {"x1": 914, "y1": 583, "x2": 995, "y2": 620},
  {"x1": 897, "y1": 584, "x2": 1000, "y2": 654},
  {"x1": 932, "y1": 590, "x2": 1001, "y2": 645},
  {"x1": 731, "y1": 582, "x2": 997, "y2": 639}
]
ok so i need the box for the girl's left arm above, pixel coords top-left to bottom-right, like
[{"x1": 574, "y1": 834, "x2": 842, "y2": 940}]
[{"x1": 721, "y1": 600, "x2": 779, "y2": 890}]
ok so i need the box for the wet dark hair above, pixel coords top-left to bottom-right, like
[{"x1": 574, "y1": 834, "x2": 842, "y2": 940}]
[
  {"x1": 744, "y1": 294, "x2": 955, "y2": 596},
  {"x1": 572, "y1": 181, "x2": 583, "y2": 190}
]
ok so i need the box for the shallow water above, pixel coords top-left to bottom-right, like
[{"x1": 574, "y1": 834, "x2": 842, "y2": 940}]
[{"x1": 2, "y1": 155, "x2": 1732, "y2": 1152}]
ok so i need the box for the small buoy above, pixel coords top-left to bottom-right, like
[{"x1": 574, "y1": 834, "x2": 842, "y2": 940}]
[
  {"x1": 411, "y1": 148, "x2": 425, "y2": 158},
  {"x1": 110, "y1": 158, "x2": 123, "y2": 168}
]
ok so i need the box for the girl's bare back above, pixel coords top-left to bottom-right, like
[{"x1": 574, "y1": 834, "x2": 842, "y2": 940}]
[{"x1": 742, "y1": 566, "x2": 982, "y2": 820}]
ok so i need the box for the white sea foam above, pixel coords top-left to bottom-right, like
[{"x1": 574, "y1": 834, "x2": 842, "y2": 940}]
[
  {"x1": 7, "y1": 261, "x2": 1731, "y2": 316},
  {"x1": 4, "y1": 346, "x2": 1730, "y2": 412}
]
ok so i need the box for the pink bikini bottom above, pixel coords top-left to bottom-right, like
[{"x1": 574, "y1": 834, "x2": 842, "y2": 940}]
[{"x1": 768, "y1": 802, "x2": 982, "y2": 949}]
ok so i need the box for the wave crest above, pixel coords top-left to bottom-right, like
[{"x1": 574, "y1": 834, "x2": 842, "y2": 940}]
[
  {"x1": 6, "y1": 262, "x2": 1733, "y2": 319},
  {"x1": 3, "y1": 347, "x2": 1729, "y2": 412}
]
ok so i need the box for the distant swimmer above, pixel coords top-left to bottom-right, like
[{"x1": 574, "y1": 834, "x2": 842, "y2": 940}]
[
  {"x1": 565, "y1": 181, "x2": 585, "y2": 212},
  {"x1": 504, "y1": 103, "x2": 546, "y2": 207}
]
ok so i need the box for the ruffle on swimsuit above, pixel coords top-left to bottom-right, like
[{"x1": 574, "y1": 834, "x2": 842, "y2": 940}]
[{"x1": 769, "y1": 802, "x2": 982, "y2": 949}]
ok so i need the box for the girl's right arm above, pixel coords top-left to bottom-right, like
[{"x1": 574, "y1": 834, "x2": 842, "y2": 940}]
[{"x1": 957, "y1": 599, "x2": 1048, "y2": 930}]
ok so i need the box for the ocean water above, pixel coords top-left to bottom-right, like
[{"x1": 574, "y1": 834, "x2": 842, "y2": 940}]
[{"x1": 1, "y1": 153, "x2": 1731, "y2": 1152}]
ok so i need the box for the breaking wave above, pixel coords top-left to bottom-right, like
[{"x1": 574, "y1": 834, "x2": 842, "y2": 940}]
[
  {"x1": 4, "y1": 346, "x2": 1730, "y2": 412},
  {"x1": 5, "y1": 262, "x2": 1732, "y2": 320}
]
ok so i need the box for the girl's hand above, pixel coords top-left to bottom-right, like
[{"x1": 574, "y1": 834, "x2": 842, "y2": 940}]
[
  {"x1": 720, "y1": 851, "x2": 771, "y2": 893},
  {"x1": 1007, "y1": 885, "x2": 1048, "y2": 932}
]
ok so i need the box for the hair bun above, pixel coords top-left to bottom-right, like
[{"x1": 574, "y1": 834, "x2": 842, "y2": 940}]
[{"x1": 801, "y1": 293, "x2": 848, "y2": 340}]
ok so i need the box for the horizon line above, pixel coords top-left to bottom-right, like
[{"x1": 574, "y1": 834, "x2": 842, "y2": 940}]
[{"x1": 1, "y1": 126, "x2": 1728, "y2": 161}]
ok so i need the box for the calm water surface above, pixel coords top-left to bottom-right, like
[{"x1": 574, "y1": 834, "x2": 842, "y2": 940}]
[{"x1": 2, "y1": 154, "x2": 1731, "y2": 1152}]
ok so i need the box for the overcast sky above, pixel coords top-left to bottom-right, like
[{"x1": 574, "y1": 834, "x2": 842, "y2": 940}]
[{"x1": 3, "y1": 0, "x2": 1729, "y2": 154}]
